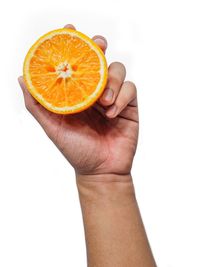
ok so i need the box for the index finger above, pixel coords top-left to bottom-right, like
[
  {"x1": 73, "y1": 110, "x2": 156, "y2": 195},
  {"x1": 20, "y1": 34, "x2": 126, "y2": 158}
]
[
  {"x1": 92, "y1": 35, "x2": 107, "y2": 53},
  {"x1": 64, "y1": 24, "x2": 107, "y2": 53}
]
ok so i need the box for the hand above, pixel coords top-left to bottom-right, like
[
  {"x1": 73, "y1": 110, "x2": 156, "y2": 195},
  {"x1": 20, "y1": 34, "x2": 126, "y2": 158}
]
[{"x1": 18, "y1": 24, "x2": 139, "y2": 180}]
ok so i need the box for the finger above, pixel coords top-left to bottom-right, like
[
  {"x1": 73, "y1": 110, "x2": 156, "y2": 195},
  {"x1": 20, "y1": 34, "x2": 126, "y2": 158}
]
[
  {"x1": 117, "y1": 106, "x2": 139, "y2": 122},
  {"x1": 106, "y1": 81, "x2": 137, "y2": 118},
  {"x1": 63, "y1": 26, "x2": 107, "y2": 55},
  {"x1": 92, "y1": 35, "x2": 107, "y2": 53},
  {"x1": 92, "y1": 102, "x2": 107, "y2": 118},
  {"x1": 99, "y1": 62, "x2": 126, "y2": 107},
  {"x1": 63, "y1": 24, "x2": 76, "y2": 30},
  {"x1": 128, "y1": 97, "x2": 138, "y2": 107},
  {"x1": 19, "y1": 76, "x2": 38, "y2": 106},
  {"x1": 18, "y1": 76, "x2": 54, "y2": 129}
]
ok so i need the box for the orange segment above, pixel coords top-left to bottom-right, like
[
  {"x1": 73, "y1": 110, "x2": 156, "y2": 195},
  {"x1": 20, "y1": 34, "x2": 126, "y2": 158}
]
[{"x1": 23, "y1": 28, "x2": 108, "y2": 114}]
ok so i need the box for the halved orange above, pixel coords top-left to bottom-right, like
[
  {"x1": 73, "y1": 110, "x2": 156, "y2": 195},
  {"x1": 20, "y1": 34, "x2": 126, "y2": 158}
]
[{"x1": 23, "y1": 28, "x2": 108, "y2": 114}]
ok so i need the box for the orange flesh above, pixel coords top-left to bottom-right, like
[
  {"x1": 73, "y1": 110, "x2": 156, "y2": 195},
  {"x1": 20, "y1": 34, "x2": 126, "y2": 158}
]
[{"x1": 29, "y1": 34, "x2": 101, "y2": 107}]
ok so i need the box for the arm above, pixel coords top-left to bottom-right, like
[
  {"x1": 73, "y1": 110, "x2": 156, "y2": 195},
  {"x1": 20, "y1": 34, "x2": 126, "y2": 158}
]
[
  {"x1": 77, "y1": 174, "x2": 156, "y2": 267},
  {"x1": 19, "y1": 23, "x2": 156, "y2": 267}
]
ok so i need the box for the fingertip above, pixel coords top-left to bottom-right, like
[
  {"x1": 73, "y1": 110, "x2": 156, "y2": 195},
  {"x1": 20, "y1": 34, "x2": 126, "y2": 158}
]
[
  {"x1": 109, "y1": 62, "x2": 126, "y2": 78},
  {"x1": 64, "y1": 24, "x2": 76, "y2": 30},
  {"x1": 92, "y1": 35, "x2": 107, "y2": 52},
  {"x1": 18, "y1": 76, "x2": 23, "y2": 84},
  {"x1": 94, "y1": 38, "x2": 107, "y2": 47},
  {"x1": 106, "y1": 105, "x2": 118, "y2": 118},
  {"x1": 93, "y1": 35, "x2": 107, "y2": 46}
]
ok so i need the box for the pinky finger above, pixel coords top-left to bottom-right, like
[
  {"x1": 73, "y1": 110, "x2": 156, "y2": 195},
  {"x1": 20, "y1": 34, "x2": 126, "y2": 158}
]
[{"x1": 106, "y1": 81, "x2": 137, "y2": 118}]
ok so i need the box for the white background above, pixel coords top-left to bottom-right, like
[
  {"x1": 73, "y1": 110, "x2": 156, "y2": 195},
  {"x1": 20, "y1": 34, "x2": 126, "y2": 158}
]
[{"x1": 0, "y1": 0, "x2": 200, "y2": 266}]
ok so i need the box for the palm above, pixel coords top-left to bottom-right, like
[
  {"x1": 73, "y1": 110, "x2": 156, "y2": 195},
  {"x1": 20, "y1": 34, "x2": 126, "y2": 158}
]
[
  {"x1": 19, "y1": 27, "x2": 139, "y2": 176},
  {"x1": 44, "y1": 104, "x2": 139, "y2": 175}
]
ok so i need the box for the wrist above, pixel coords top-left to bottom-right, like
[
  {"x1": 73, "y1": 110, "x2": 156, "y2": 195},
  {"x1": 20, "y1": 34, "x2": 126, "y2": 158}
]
[
  {"x1": 76, "y1": 172, "x2": 132, "y2": 183},
  {"x1": 76, "y1": 173, "x2": 135, "y2": 203}
]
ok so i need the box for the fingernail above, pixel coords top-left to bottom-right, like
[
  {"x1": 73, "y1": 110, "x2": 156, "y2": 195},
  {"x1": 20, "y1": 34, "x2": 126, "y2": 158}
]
[
  {"x1": 18, "y1": 76, "x2": 23, "y2": 83},
  {"x1": 103, "y1": 88, "x2": 114, "y2": 102},
  {"x1": 106, "y1": 105, "x2": 117, "y2": 117},
  {"x1": 94, "y1": 38, "x2": 107, "y2": 49},
  {"x1": 93, "y1": 35, "x2": 107, "y2": 45}
]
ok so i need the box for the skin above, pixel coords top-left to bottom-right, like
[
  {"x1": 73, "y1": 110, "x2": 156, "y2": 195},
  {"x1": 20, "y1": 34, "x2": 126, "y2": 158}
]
[{"x1": 18, "y1": 24, "x2": 157, "y2": 267}]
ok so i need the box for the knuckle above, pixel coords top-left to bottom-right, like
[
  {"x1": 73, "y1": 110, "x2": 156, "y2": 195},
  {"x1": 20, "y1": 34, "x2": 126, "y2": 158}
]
[
  {"x1": 116, "y1": 95, "x2": 128, "y2": 108},
  {"x1": 24, "y1": 100, "x2": 32, "y2": 112},
  {"x1": 115, "y1": 81, "x2": 137, "y2": 108},
  {"x1": 24, "y1": 101, "x2": 29, "y2": 110}
]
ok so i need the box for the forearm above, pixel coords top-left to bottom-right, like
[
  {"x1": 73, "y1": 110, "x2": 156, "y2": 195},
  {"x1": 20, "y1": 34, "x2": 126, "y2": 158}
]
[{"x1": 76, "y1": 174, "x2": 156, "y2": 267}]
